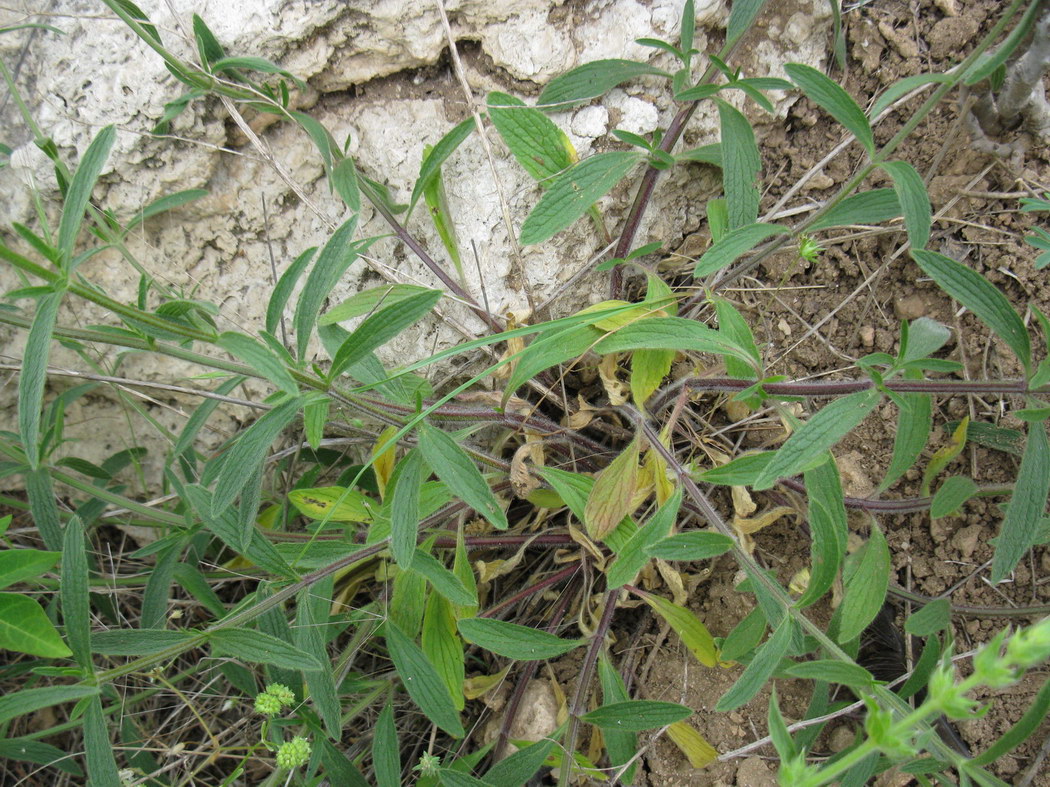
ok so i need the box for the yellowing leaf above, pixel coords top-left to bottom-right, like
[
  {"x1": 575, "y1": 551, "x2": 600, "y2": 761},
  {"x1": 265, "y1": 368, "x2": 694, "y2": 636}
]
[
  {"x1": 645, "y1": 448, "x2": 675, "y2": 506},
  {"x1": 526, "y1": 488, "x2": 563, "y2": 508},
  {"x1": 639, "y1": 590, "x2": 718, "y2": 667},
  {"x1": 666, "y1": 721, "x2": 718, "y2": 768},
  {"x1": 577, "y1": 300, "x2": 646, "y2": 331},
  {"x1": 732, "y1": 505, "x2": 796, "y2": 535},
  {"x1": 630, "y1": 347, "x2": 675, "y2": 409},
  {"x1": 287, "y1": 487, "x2": 376, "y2": 523},
  {"x1": 463, "y1": 664, "x2": 511, "y2": 699},
  {"x1": 921, "y1": 416, "x2": 968, "y2": 496},
  {"x1": 585, "y1": 437, "x2": 640, "y2": 541},
  {"x1": 373, "y1": 425, "x2": 398, "y2": 499},
  {"x1": 598, "y1": 353, "x2": 630, "y2": 406}
]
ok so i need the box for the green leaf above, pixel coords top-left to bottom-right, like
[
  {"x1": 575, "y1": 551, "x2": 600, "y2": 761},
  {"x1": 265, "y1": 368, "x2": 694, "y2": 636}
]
[
  {"x1": 24, "y1": 469, "x2": 62, "y2": 551},
  {"x1": 797, "y1": 455, "x2": 848, "y2": 609},
  {"x1": 211, "y1": 395, "x2": 303, "y2": 516},
  {"x1": 209, "y1": 628, "x2": 323, "y2": 671},
  {"x1": 0, "y1": 737, "x2": 84, "y2": 777},
  {"x1": 990, "y1": 420, "x2": 1050, "y2": 583},
  {"x1": 124, "y1": 188, "x2": 208, "y2": 233},
  {"x1": 638, "y1": 591, "x2": 718, "y2": 667},
  {"x1": 904, "y1": 598, "x2": 951, "y2": 637},
  {"x1": 520, "y1": 151, "x2": 641, "y2": 245},
  {"x1": 332, "y1": 155, "x2": 360, "y2": 212},
  {"x1": 386, "y1": 620, "x2": 464, "y2": 737},
  {"x1": 716, "y1": 616, "x2": 795, "y2": 712},
  {"x1": 58, "y1": 125, "x2": 116, "y2": 266},
  {"x1": 963, "y1": 0, "x2": 1043, "y2": 86},
  {"x1": 879, "y1": 386, "x2": 932, "y2": 493},
  {"x1": 266, "y1": 246, "x2": 315, "y2": 338},
  {"x1": 411, "y1": 549, "x2": 477, "y2": 608},
  {"x1": 0, "y1": 593, "x2": 71, "y2": 658},
  {"x1": 422, "y1": 592, "x2": 465, "y2": 712},
  {"x1": 720, "y1": 606, "x2": 766, "y2": 662},
  {"x1": 418, "y1": 424, "x2": 507, "y2": 530},
  {"x1": 784, "y1": 660, "x2": 875, "y2": 688},
  {"x1": 584, "y1": 436, "x2": 640, "y2": 541},
  {"x1": 606, "y1": 489, "x2": 681, "y2": 588},
  {"x1": 485, "y1": 737, "x2": 557, "y2": 786},
  {"x1": 726, "y1": 0, "x2": 769, "y2": 46},
  {"x1": 390, "y1": 451, "x2": 423, "y2": 568},
  {"x1": 597, "y1": 655, "x2": 637, "y2": 781},
  {"x1": 91, "y1": 628, "x2": 198, "y2": 655},
  {"x1": 329, "y1": 289, "x2": 442, "y2": 378},
  {"x1": 439, "y1": 769, "x2": 493, "y2": 787},
  {"x1": 457, "y1": 617, "x2": 583, "y2": 661},
  {"x1": 767, "y1": 687, "x2": 796, "y2": 760},
  {"x1": 487, "y1": 91, "x2": 574, "y2": 184},
  {"x1": 912, "y1": 249, "x2": 1030, "y2": 372},
  {"x1": 693, "y1": 222, "x2": 789, "y2": 278},
  {"x1": 19, "y1": 291, "x2": 62, "y2": 470},
  {"x1": 713, "y1": 295, "x2": 761, "y2": 381},
  {"x1": 784, "y1": 63, "x2": 874, "y2": 155},
  {"x1": 809, "y1": 188, "x2": 902, "y2": 231},
  {"x1": 901, "y1": 317, "x2": 952, "y2": 363},
  {"x1": 0, "y1": 684, "x2": 99, "y2": 726},
  {"x1": 504, "y1": 322, "x2": 603, "y2": 402},
  {"x1": 411, "y1": 118, "x2": 476, "y2": 211},
  {"x1": 716, "y1": 99, "x2": 761, "y2": 230},
  {"x1": 0, "y1": 549, "x2": 60, "y2": 590},
  {"x1": 930, "y1": 475, "x2": 980, "y2": 518},
  {"x1": 217, "y1": 332, "x2": 298, "y2": 394},
  {"x1": 293, "y1": 216, "x2": 359, "y2": 360},
  {"x1": 593, "y1": 316, "x2": 755, "y2": 365},
  {"x1": 321, "y1": 284, "x2": 435, "y2": 325},
  {"x1": 537, "y1": 60, "x2": 668, "y2": 109},
  {"x1": 835, "y1": 523, "x2": 890, "y2": 643},
  {"x1": 880, "y1": 160, "x2": 931, "y2": 250},
  {"x1": 676, "y1": 142, "x2": 722, "y2": 167},
  {"x1": 192, "y1": 14, "x2": 225, "y2": 68},
  {"x1": 646, "y1": 531, "x2": 734, "y2": 561},
  {"x1": 373, "y1": 703, "x2": 400, "y2": 787},
  {"x1": 295, "y1": 581, "x2": 341, "y2": 737},
  {"x1": 870, "y1": 73, "x2": 952, "y2": 120},
  {"x1": 84, "y1": 696, "x2": 121, "y2": 787},
  {"x1": 581, "y1": 700, "x2": 692, "y2": 731},
  {"x1": 303, "y1": 395, "x2": 329, "y2": 451},
  {"x1": 699, "y1": 451, "x2": 774, "y2": 486},
  {"x1": 754, "y1": 389, "x2": 880, "y2": 491},
  {"x1": 630, "y1": 347, "x2": 675, "y2": 408},
  {"x1": 61, "y1": 516, "x2": 90, "y2": 667}
]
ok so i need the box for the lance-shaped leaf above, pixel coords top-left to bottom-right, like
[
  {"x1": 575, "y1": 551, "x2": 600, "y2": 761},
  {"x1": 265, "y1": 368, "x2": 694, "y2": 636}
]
[
  {"x1": 266, "y1": 246, "x2": 315, "y2": 338},
  {"x1": 637, "y1": 590, "x2": 718, "y2": 667},
  {"x1": 330, "y1": 289, "x2": 442, "y2": 379},
  {"x1": 646, "y1": 531, "x2": 734, "y2": 562},
  {"x1": 913, "y1": 249, "x2": 1031, "y2": 373},
  {"x1": 607, "y1": 489, "x2": 682, "y2": 588},
  {"x1": 19, "y1": 291, "x2": 62, "y2": 470},
  {"x1": 418, "y1": 423, "x2": 508, "y2": 530},
  {"x1": 293, "y1": 216, "x2": 359, "y2": 360},
  {"x1": 990, "y1": 420, "x2": 1050, "y2": 583},
  {"x1": 373, "y1": 703, "x2": 400, "y2": 787},
  {"x1": 422, "y1": 593, "x2": 465, "y2": 711},
  {"x1": 809, "y1": 189, "x2": 901, "y2": 231},
  {"x1": 211, "y1": 395, "x2": 303, "y2": 515},
  {"x1": 487, "y1": 91, "x2": 574, "y2": 183},
  {"x1": 784, "y1": 63, "x2": 874, "y2": 155},
  {"x1": 386, "y1": 620, "x2": 464, "y2": 737},
  {"x1": 0, "y1": 685, "x2": 99, "y2": 727},
  {"x1": 209, "y1": 628, "x2": 323, "y2": 671},
  {"x1": 753, "y1": 388, "x2": 880, "y2": 490},
  {"x1": 410, "y1": 549, "x2": 477, "y2": 608},
  {"x1": 538, "y1": 60, "x2": 669, "y2": 109},
  {"x1": 716, "y1": 616, "x2": 795, "y2": 711},
  {"x1": 389, "y1": 450, "x2": 423, "y2": 568},
  {"x1": 217, "y1": 332, "x2": 298, "y2": 395},
  {"x1": 692, "y1": 222, "x2": 789, "y2": 278},
  {"x1": 835, "y1": 523, "x2": 890, "y2": 644},
  {"x1": 520, "y1": 151, "x2": 641, "y2": 245},
  {"x1": 597, "y1": 655, "x2": 637, "y2": 782},
  {"x1": 594, "y1": 316, "x2": 755, "y2": 365},
  {"x1": 880, "y1": 160, "x2": 931, "y2": 250},
  {"x1": 411, "y1": 118, "x2": 475, "y2": 211},
  {"x1": 716, "y1": 99, "x2": 761, "y2": 229},
  {"x1": 796, "y1": 455, "x2": 847, "y2": 609},
  {"x1": 585, "y1": 436, "x2": 640, "y2": 541},
  {"x1": 727, "y1": 0, "x2": 769, "y2": 46},
  {"x1": 58, "y1": 125, "x2": 116, "y2": 267},
  {"x1": 582, "y1": 700, "x2": 692, "y2": 731},
  {"x1": 457, "y1": 617, "x2": 583, "y2": 661}
]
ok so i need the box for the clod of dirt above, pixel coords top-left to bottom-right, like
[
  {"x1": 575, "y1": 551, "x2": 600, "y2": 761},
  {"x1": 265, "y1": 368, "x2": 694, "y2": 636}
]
[
  {"x1": 928, "y1": 16, "x2": 980, "y2": 60},
  {"x1": 836, "y1": 451, "x2": 875, "y2": 498},
  {"x1": 504, "y1": 679, "x2": 559, "y2": 744},
  {"x1": 894, "y1": 294, "x2": 929, "y2": 321},
  {"x1": 951, "y1": 524, "x2": 983, "y2": 559},
  {"x1": 734, "y1": 756, "x2": 779, "y2": 787}
]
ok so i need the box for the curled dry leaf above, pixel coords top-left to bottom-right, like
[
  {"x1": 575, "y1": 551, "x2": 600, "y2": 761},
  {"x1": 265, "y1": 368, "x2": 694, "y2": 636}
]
[
  {"x1": 598, "y1": 352, "x2": 630, "y2": 406},
  {"x1": 510, "y1": 443, "x2": 540, "y2": 499}
]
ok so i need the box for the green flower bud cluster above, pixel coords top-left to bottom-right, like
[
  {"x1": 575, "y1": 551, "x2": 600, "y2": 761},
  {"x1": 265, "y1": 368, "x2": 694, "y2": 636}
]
[
  {"x1": 254, "y1": 683, "x2": 296, "y2": 717},
  {"x1": 276, "y1": 736, "x2": 312, "y2": 769}
]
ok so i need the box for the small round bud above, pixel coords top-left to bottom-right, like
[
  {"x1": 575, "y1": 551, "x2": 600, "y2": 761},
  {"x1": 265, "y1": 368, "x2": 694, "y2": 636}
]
[
  {"x1": 254, "y1": 692, "x2": 284, "y2": 717},
  {"x1": 276, "y1": 736, "x2": 311, "y2": 769},
  {"x1": 264, "y1": 683, "x2": 296, "y2": 708}
]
